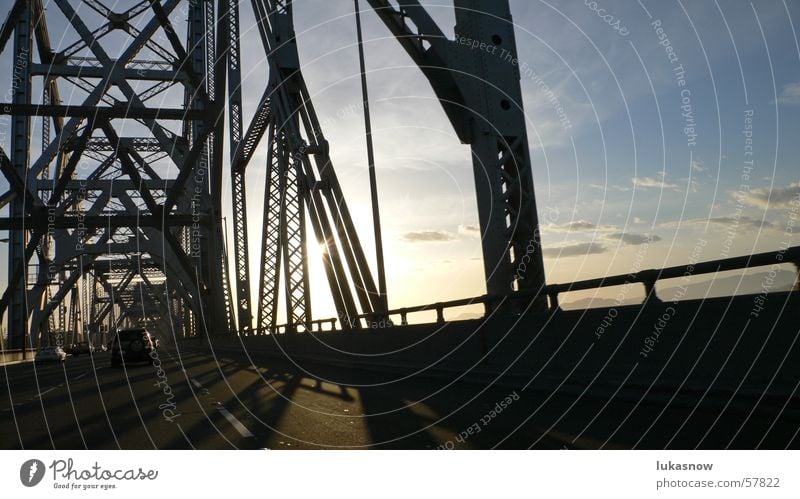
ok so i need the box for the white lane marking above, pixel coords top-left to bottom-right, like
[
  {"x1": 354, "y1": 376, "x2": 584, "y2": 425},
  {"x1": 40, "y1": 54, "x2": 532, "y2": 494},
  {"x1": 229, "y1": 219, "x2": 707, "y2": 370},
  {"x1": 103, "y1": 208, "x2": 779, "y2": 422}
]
[
  {"x1": 35, "y1": 387, "x2": 57, "y2": 398},
  {"x1": 190, "y1": 378, "x2": 203, "y2": 389},
  {"x1": 217, "y1": 406, "x2": 254, "y2": 438},
  {"x1": 74, "y1": 371, "x2": 90, "y2": 380}
]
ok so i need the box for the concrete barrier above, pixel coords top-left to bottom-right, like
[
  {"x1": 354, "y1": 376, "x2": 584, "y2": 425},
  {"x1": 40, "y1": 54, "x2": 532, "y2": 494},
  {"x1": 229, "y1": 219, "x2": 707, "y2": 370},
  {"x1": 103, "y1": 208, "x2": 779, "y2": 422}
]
[{"x1": 185, "y1": 292, "x2": 800, "y2": 400}]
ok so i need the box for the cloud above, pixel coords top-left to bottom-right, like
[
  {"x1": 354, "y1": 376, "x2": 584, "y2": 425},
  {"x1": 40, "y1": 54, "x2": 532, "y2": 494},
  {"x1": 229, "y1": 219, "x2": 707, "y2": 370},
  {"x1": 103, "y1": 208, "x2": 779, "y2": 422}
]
[
  {"x1": 607, "y1": 232, "x2": 661, "y2": 245},
  {"x1": 542, "y1": 242, "x2": 608, "y2": 257},
  {"x1": 708, "y1": 216, "x2": 775, "y2": 230},
  {"x1": 587, "y1": 183, "x2": 630, "y2": 192},
  {"x1": 659, "y1": 216, "x2": 777, "y2": 230},
  {"x1": 632, "y1": 176, "x2": 679, "y2": 190},
  {"x1": 458, "y1": 224, "x2": 480, "y2": 237},
  {"x1": 777, "y1": 82, "x2": 800, "y2": 105},
  {"x1": 544, "y1": 220, "x2": 596, "y2": 232},
  {"x1": 401, "y1": 230, "x2": 457, "y2": 242},
  {"x1": 737, "y1": 182, "x2": 800, "y2": 209},
  {"x1": 563, "y1": 220, "x2": 597, "y2": 230},
  {"x1": 678, "y1": 177, "x2": 700, "y2": 193},
  {"x1": 691, "y1": 160, "x2": 706, "y2": 172},
  {"x1": 543, "y1": 220, "x2": 617, "y2": 233}
]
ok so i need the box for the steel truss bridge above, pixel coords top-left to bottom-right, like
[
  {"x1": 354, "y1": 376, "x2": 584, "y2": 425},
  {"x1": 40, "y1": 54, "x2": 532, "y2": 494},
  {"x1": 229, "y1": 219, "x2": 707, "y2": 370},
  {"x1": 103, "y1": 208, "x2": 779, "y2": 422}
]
[
  {"x1": 0, "y1": 0, "x2": 549, "y2": 348},
  {"x1": 1, "y1": 0, "x2": 796, "y2": 351}
]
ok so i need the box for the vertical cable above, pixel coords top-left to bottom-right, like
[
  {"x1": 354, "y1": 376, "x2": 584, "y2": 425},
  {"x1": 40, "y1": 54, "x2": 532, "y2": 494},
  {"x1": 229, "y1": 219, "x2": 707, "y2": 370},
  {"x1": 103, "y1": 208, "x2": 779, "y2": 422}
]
[{"x1": 354, "y1": 0, "x2": 388, "y2": 316}]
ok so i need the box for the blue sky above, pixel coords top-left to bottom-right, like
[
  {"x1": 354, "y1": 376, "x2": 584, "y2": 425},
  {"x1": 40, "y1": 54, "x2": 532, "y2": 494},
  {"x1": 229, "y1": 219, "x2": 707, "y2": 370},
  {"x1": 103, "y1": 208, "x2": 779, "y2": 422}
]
[{"x1": 1, "y1": 0, "x2": 799, "y2": 322}]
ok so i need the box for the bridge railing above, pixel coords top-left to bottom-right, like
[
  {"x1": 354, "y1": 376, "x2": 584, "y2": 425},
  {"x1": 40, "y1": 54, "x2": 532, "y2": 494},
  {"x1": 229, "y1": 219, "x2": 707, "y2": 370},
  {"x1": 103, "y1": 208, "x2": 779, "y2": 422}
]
[
  {"x1": 0, "y1": 348, "x2": 38, "y2": 364},
  {"x1": 264, "y1": 246, "x2": 800, "y2": 333}
]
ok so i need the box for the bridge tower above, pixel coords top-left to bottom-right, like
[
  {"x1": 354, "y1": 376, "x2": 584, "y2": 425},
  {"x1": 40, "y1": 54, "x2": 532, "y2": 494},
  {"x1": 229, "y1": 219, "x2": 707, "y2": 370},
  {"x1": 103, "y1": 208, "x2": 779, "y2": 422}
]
[
  {"x1": 367, "y1": 0, "x2": 547, "y2": 310},
  {"x1": 0, "y1": 0, "x2": 233, "y2": 347}
]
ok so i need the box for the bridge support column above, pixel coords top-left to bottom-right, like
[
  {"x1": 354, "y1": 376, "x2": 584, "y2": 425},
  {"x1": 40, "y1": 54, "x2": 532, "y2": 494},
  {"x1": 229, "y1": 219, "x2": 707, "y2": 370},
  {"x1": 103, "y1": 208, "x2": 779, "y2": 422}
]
[
  {"x1": 452, "y1": 0, "x2": 547, "y2": 313},
  {"x1": 368, "y1": 0, "x2": 548, "y2": 315},
  {"x1": 6, "y1": 3, "x2": 32, "y2": 349}
]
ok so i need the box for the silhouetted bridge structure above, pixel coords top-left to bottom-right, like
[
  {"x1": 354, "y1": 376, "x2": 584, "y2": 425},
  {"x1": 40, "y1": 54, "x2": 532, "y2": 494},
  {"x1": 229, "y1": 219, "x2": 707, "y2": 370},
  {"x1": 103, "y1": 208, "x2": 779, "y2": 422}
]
[{"x1": 0, "y1": 0, "x2": 798, "y2": 449}]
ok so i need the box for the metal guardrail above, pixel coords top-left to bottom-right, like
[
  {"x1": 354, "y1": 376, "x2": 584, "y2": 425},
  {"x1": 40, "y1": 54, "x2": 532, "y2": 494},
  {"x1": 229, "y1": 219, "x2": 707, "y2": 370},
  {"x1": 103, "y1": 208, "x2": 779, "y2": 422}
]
[
  {"x1": 260, "y1": 246, "x2": 800, "y2": 334},
  {"x1": 0, "y1": 348, "x2": 38, "y2": 363}
]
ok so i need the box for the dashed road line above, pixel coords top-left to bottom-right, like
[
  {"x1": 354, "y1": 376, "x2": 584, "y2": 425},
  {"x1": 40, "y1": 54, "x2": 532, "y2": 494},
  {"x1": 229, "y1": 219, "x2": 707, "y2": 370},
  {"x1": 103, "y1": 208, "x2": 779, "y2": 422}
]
[
  {"x1": 34, "y1": 387, "x2": 57, "y2": 399},
  {"x1": 19, "y1": 368, "x2": 99, "y2": 404},
  {"x1": 217, "y1": 406, "x2": 254, "y2": 438},
  {"x1": 188, "y1": 376, "x2": 252, "y2": 438}
]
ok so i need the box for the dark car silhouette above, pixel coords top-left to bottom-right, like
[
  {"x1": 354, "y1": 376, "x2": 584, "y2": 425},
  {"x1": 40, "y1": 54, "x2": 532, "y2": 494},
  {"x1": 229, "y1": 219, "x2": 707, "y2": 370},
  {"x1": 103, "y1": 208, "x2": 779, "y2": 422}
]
[{"x1": 109, "y1": 328, "x2": 155, "y2": 368}]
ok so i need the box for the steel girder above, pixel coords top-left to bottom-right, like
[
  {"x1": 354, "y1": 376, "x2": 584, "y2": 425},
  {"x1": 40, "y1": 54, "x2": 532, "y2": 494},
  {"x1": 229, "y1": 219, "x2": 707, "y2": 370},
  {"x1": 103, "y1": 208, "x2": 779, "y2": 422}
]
[
  {"x1": 255, "y1": 116, "x2": 310, "y2": 333},
  {"x1": 244, "y1": 0, "x2": 382, "y2": 333},
  {"x1": 257, "y1": 117, "x2": 288, "y2": 332},
  {"x1": 1, "y1": 0, "x2": 549, "y2": 346},
  {"x1": 1, "y1": 0, "x2": 233, "y2": 347},
  {"x1": 367, "y1": 0, "x2": 548, "y2": 311},
  {"x1": 5, "y1": 0, "x2": 32, "y2": 348},
  {"x1": 224, "y1": 0, "x2": 254, "y2": 334}
]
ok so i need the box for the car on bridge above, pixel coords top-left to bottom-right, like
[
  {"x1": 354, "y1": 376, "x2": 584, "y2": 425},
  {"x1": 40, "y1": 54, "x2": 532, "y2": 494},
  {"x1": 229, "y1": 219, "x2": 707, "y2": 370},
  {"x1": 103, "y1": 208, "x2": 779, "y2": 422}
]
[
  {"x1": 110, "y1": 328, "x2": 156, "y2": 368},
  {"x1": 71, "y1": 342, "x2": 95, "y2": 356},
  {"x1": 34, "y1": 346, "x2": 67, "y2": 364}
]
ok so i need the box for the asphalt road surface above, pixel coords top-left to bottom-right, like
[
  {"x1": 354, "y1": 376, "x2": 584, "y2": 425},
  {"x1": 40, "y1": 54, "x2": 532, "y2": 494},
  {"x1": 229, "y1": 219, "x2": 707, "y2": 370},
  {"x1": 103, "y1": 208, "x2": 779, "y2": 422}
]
[{"x1": 2, "y1": 345, "x2": 798, "y2": 449}]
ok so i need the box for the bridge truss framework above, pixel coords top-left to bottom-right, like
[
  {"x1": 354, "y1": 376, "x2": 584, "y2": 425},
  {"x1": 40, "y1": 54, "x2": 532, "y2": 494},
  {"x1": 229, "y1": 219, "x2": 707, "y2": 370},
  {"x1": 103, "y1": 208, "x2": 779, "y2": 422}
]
[{"x1": 0, "y1": 0, "x2": 545, "y2": 347}]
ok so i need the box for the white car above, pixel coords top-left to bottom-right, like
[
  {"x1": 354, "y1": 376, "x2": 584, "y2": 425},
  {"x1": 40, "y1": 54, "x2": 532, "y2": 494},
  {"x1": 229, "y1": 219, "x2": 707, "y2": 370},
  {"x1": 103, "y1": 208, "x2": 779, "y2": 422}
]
[{"x1": 34, "y1": 346, "x2": 67, "y2": 364}]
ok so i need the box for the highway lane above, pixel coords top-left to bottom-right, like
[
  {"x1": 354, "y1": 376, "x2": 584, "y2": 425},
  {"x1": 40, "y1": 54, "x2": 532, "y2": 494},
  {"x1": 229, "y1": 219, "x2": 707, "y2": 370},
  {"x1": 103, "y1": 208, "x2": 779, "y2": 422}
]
[
  {"x1": 2, "y1": 345, "x2": 799, "y2": 449},
  {"x1": 1, "y1": 348, "x2": 262, "y2": 449}
]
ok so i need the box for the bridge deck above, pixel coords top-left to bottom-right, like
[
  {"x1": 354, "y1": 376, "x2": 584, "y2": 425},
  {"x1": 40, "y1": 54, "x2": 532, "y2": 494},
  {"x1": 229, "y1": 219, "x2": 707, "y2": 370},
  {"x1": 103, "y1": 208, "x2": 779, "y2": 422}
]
[{"x1": 2, "y1": 292, "x2": 798, "y2": 449}]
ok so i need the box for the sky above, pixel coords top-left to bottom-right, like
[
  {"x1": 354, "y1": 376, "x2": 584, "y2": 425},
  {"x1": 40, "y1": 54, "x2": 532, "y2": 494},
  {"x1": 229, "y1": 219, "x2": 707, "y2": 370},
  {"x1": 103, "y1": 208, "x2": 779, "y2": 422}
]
[
  {"x1": 1, "y1": 0, "x2": 799, "y2": 326},
  {"x1": 266, "y1": 0, "x2": 800, "y2": 316}
]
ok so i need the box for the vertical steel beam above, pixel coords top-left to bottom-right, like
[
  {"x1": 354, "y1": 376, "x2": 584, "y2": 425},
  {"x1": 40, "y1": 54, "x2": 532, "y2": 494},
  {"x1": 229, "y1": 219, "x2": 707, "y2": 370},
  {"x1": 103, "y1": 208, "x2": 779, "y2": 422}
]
[
  {"x1": 225, "y1": 0, "x2": 253, "y2": 334},
  {"x1": 281, "y1": 137, "x2": 309, "y2": 331},
  {"x1": 251, "y1": 0, "x2": 379, "y2": 330},
  {"x1": 209, "y1": 0, "x2": 233, "y2": 334},
  {"x1": 184, "y1": 0, "x2": 229, "y2": 336},
  {"x1": 7, "y1": 2, "x2": 31, "y2": 348},
  {"x1": 257, "y1": 119, "x2": 284, "y2": 333},
  {"x1": 367, "y1": 0, "x2": 547, "y2": 311},
  {"x1": 451, "y1": 0, "x2": 546, "y2": 309}
]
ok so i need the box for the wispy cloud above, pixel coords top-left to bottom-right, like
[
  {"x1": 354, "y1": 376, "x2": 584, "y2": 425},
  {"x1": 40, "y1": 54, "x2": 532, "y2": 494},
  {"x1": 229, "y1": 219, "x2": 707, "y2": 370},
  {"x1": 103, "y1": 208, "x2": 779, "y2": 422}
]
[
  {"x1": 607, "y1": 232, "x2": 661, "y2": 245},
  {"x1": 562, "y1": 220, "x2": 597, "y2": 230},
  {"x1": 632, "y1": 175, "x2": 679, "y2": 190},
  {"x1": 708, "y1": 216, "x2": 775, "y2": 229},
  {"x1": 543, "y1": 220, "x2": 617, "y2": 233},
  {"x1": 659, "y1": 216, "x2": 777, "y2": 230},
  {"x1": 777, "y1": 82, "x2": 800, "y2": 105},
  {"x1": 678, "y1": 177, "x2": 700, "y2": 193},
  {"x1": 458, "y1": 224, "x2": 480, "y2": 237},
  {"x1": 542, "y1": 242, "x2": 608, "y2": 257},
  {"x1": 544, "y1": 219, "x2": 596, "y2": 232},
  {"x1": 737, "y1": 183, "x2": 800, "y2": 209},
  {"x1": 401, "y1": 230, "x2": 458, "y2": 243},
  {"x1": 587, "y1": 183, "x2": 630, "y2": 192}
]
